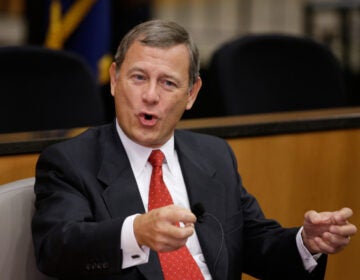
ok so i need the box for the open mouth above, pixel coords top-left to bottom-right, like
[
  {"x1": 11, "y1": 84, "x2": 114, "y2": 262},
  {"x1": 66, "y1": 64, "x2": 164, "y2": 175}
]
[
  {"x1": 140, "y1": 112, "x2": 158, "y2": 126},
  {"x1": 144, "y1": 113, "x2": 153, "y2": 120}
]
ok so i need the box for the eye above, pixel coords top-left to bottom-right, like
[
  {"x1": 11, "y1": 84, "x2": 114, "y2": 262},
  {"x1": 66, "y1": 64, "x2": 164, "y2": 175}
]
[
  {"x1": 132, "y1": 74, "x2": 146, "y2": 81},
  {"x1": 161, "y1": 79, "x2": 177, "y2": 89}
]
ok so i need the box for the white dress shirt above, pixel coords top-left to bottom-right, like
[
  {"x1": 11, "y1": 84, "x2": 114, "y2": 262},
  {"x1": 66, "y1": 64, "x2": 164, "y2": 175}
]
[
  {"x1": 116, "y1": 122, "x2": 211, "y2": 279},
  {"x1": 115, "y1": 121, "x2": 319, "y2": 277}
]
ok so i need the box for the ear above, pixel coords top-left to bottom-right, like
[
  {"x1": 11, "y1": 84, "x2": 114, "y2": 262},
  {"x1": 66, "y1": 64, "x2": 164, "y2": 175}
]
[
  {"x1": 109, "y1": 62, "x2": 118, "y2": 97},
  {"x1": 185, "y1": 77, "x2": 202, "y2": 110}
]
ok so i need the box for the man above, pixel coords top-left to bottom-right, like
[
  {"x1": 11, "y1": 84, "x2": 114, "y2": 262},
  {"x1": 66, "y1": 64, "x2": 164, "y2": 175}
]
[{"x1": 32, "y1": 19, "x2": 356, "y2": 280}]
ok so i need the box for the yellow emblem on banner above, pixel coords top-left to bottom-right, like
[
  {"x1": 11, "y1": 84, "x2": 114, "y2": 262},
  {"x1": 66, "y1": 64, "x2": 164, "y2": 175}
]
[{"x1": 45, "y1": 0, "x2": 96, "y2": 49}]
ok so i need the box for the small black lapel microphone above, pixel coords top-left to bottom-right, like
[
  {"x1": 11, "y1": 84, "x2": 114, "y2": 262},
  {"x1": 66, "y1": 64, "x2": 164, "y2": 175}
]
[
  {"x1": 191, "y1": 202, "x2": 205, "y2": 223},
  {"x1": 191, "y1": 202, "x2": 224, "y2": 271}
]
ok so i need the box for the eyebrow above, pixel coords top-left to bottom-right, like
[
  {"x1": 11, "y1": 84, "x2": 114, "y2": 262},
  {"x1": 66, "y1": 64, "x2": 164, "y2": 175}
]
[
  {"x1": 128, "y1": 66, "x2": 183, "y2": 85},
  {"x1": 127, "y1": 66, "x2": 146, "y2": 75}
]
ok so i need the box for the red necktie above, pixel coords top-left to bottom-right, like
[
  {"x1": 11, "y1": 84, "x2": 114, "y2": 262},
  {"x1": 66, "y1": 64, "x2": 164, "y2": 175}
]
[{"x1": 148, "y1": 149, "x2": 204, "y2": 280}]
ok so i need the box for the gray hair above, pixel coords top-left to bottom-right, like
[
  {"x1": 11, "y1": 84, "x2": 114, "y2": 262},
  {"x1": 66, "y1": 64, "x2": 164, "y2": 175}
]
[{"x1": 114, "y1": 19, "x2": 200, "y2": 87}]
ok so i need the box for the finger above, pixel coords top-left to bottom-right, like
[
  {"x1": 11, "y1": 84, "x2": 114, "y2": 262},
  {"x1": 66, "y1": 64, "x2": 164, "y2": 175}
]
[
  {"x1": 165, "y1": 205, "x2": 197, "y2": 224},
  {"x1": 329, "y1": 223, "x2": 358, "y2": 237},
  {"x1": 304, "y1": 210, "x2": 318, "y2": 223},
  {"x1": 313, "y1": 236, "x2": 343, "y2": 254},
  {"x1": 184, "y1": 222, "x2": 195, "y2": 228},
  {"x1": 167, "y1": 222, "x2": 195, "y2": 239},
  {"x1": 152, "y1": 233, "x2": 188, "y2": 252},
  {"x1": 305, "y1": 210, "x2": 332, "y2": 224},
  {"x1": 332, "y1": 207, "x2": 354, "y2": 225},
  {"x1": 178, "y1": 211, "x2": 197, "y2": 224},
  {"x1": 156, "y1": 225, "x2": 193, "y2": 252},
  {"x1": 150, "y1": 208, "x2": 195, "y2": 238},
  {"x1": 322, "y1": 232, "x2": 351, "y2": 249}
]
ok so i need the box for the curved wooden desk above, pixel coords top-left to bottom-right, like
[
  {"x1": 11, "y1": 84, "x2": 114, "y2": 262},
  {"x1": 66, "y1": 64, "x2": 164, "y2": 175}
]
[{"x1": 1, "y1": 107, "x2": 359, "y2": 280}]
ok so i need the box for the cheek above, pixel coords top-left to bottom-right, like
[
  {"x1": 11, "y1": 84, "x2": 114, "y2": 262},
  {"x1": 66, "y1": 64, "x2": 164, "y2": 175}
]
[
  {"x1": 116, "y1": 95, "x2": 135, "y2": 117},
  {"x1": 164, "y1": 97, "x2": 188, "y2": 118},
  {"x1": 114, "y1": 83, "x2": 135, "y2": 106}
]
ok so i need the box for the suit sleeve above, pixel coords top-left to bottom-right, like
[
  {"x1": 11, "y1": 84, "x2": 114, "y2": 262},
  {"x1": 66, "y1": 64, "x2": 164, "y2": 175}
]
[
  {"x1": 225, "y1": 142, "x2": 327, "y2": 280},
  {"x1": 32, "y1": 145, "x2": 124, "y2": 277}
]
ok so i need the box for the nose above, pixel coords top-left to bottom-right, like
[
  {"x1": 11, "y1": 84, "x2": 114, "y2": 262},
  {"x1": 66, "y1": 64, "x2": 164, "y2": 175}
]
[{"x1": 141, "y1": 81, "x2": 159, "y2": 104}]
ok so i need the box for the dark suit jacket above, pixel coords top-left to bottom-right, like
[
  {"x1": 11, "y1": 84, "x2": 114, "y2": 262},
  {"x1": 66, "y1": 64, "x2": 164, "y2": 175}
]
[{"x1": 32, "y1": 123, "x2": 327, "y2": 280}]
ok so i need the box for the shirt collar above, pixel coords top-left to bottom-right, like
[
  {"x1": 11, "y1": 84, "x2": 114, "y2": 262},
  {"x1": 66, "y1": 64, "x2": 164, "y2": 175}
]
[{"x1": 115, "y1": 120, "x2": 176, "y2": 177}]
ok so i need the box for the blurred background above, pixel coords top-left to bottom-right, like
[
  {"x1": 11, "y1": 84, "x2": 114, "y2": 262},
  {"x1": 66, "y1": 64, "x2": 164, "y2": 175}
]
[{"x1": 0, "y1": 0, "x2": 359, "y2": 121}]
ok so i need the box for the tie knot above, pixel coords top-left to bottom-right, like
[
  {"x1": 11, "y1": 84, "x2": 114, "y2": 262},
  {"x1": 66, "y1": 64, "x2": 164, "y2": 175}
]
[{"x1": 148, "y1": 149, "x2": 165, "y2": 167}]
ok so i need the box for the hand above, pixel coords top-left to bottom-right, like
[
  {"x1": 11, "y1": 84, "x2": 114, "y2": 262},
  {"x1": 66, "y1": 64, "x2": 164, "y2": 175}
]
[
  {"x1": 133, "y1": 205, "x2": 196, "y2": 252},
  {"x1": 302, "y1": 207, "x2": 357, "y2": 254}
]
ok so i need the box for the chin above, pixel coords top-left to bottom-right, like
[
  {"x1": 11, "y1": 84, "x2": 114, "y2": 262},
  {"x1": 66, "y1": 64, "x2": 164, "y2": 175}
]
[{"x1": 133, "y1": 135, "x2": 158, "y2": 148}]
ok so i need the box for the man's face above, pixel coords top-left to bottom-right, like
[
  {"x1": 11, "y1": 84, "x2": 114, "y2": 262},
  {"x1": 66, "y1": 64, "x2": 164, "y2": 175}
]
[{"x1": 109, "y1": 41, "x2": 201, "y2": 148}]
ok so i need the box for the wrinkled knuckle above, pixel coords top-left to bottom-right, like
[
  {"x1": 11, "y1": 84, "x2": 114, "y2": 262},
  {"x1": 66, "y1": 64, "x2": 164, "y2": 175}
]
[
  {"x1": 179, "y1": 232, "x2": 189, "y2": 240},
  {"x1": 153, "y1": 209, "x2": 165, "y2": 219}
]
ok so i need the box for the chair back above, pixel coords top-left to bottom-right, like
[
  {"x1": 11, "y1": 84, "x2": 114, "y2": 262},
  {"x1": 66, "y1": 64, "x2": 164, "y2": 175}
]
[
  {"x1": 204, "y1": 34, "x2": 348, "y2": 116},
  {"x1": 0, "y1": 177, "x2": 54, "y2": 279},
  {"x1": 0, "y1": 46, "x2": 107, "y2": 133}
]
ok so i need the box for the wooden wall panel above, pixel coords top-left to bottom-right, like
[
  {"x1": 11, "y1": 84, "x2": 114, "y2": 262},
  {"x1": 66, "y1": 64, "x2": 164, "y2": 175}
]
[{"x1": 229, "y1": 129, "x2": 360, "y2": 280}]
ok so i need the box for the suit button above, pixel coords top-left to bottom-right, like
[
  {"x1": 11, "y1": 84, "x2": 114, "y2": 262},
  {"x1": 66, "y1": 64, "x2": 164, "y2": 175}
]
[{"x1": 102, "y1": 262, "x2": 110, "y2": 269}]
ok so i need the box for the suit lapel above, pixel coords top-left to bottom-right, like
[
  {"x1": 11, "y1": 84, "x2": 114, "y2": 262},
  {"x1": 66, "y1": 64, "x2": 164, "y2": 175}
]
[
  {"x1": 97, "y1": 125, "x2": 144, "y2": 220},
  {"x1": 97, "y1": 124, "x2": 163, "y2": 279},
  {"x1": 175, "y1": 133, "x2": 229, "y2": 279}
]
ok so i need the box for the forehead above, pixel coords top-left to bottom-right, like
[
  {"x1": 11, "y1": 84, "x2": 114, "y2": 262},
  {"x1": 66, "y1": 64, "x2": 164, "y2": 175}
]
[
  {"x1": 120, "y1": 41, "x2": 190, "y2": 79},
  {"x1": 123, "y1": 41, "x2": 190, "y2": 70}
]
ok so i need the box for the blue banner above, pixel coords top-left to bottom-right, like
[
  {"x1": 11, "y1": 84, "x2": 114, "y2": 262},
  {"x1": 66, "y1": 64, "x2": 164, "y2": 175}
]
[{"x1": 45, "y1": 0, "x2": 111, "y2": 84}]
